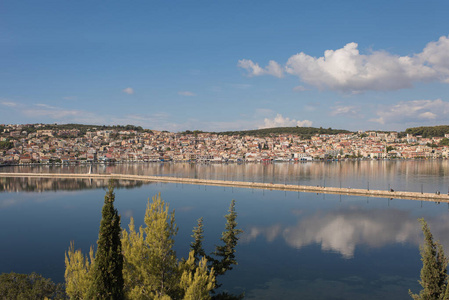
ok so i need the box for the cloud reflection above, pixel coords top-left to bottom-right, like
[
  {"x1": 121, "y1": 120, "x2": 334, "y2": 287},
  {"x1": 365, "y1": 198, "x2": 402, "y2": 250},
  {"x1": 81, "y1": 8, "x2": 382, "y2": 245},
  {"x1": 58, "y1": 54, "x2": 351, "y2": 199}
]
[{"x1": 243, "y1": 208, "x2": 449, "y2": 258}]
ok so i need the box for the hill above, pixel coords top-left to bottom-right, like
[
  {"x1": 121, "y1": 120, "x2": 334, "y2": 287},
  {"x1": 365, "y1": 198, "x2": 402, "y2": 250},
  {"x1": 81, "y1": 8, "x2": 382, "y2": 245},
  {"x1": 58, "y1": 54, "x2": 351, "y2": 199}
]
[
  {"x1": 214, "y1": 126, "x2": 352, "y2": 139},
  {"x1": 404, "y1": 125, "x2": 449, "y2": 138}
]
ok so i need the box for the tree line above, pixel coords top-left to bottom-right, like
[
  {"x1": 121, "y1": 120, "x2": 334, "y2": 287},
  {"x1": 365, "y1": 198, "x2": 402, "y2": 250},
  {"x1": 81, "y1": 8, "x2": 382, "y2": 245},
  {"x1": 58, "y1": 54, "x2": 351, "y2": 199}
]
[
  {"x1": 214, "y1": 126, "x2": 351, "y2": 139},
  {"x1": 404, "y1": 126, "x2": 449, "y2": 138}
]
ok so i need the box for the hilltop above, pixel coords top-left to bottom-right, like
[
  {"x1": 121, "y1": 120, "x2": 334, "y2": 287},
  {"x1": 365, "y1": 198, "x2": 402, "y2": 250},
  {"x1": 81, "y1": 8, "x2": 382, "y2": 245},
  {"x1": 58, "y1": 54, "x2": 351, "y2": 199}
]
[{"x1": 213, "y1": 127, "x2": 352, "y2": 139}]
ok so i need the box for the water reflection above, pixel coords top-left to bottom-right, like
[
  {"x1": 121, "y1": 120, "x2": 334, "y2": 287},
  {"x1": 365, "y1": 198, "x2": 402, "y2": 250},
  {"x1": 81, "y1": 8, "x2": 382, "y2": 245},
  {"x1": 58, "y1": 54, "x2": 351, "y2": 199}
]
[
  {"x1": 0, "y1": 177, "x2": 149, "y2": 193},
  {"x1": 4, "y1": 159, "x2": 449, "y2": 193},
  {"x1": 243, "y1": 208, "x2": 449, "y2": 258},
  {"x1": 0, "y1": 181, "x2": 446, "y2": 299}
]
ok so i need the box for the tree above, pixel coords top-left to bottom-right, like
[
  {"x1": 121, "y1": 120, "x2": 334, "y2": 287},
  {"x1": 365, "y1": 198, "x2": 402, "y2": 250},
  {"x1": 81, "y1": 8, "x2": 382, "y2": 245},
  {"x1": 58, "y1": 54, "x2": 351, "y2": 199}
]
[
  {"x1": 191, "y1": 217, "x2": 206, "y2": 265},
  {"x1": 180, "y1": 251, "x2": 215, "y2": 300},
  {"x1": 386, "y1": 146, "x2": 395, "y2": 153},
  {"x1": 213, "y1": 200, "x2": 243, "y2": 277},
  {"x1": 89, "y1": 181, "x2": 124, "y2": 299},
  {"x1": 65, "y1": 242, "x2": 94, "y2": 299},
  {"x1": 0, "y1": 272, "x2": 66, "y2": 300},
  {"x1": 121, "y1": 193, "x2": 179, "y2": 299},
  {"x1": 410, "y1": 218, "x2": 448, "y2": 300}
]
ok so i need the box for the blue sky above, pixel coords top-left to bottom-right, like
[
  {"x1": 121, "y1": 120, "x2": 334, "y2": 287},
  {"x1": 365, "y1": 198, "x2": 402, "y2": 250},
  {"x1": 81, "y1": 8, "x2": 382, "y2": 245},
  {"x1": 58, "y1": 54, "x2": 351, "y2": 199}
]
[{"x1": 1, "y1": 0, "x2": 449, "y2": 132}]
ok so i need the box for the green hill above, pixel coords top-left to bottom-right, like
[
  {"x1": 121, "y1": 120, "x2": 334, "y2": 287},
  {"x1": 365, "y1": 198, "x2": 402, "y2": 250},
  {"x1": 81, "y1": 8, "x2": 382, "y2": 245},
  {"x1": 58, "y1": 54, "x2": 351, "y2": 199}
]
[
  {"x1": 214, "y1": 126, "x2": 352, "y2": 139},
  {"x1": 404, "y1": 125, "x2": 449, "y2": 138}
]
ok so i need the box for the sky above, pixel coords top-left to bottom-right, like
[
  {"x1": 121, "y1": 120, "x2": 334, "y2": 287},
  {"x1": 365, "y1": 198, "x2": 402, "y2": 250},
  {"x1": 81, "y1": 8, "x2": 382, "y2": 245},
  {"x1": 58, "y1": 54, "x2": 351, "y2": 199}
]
[{"x1": 1, "y1": 0, "x2": 449, "y2": 132}]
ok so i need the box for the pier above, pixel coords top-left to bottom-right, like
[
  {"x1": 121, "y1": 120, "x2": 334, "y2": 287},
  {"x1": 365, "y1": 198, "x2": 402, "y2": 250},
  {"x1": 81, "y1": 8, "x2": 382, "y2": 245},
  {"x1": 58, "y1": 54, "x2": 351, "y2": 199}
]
[{"x1": 0, "y1": 172, "x2": 448, "y2": 202}]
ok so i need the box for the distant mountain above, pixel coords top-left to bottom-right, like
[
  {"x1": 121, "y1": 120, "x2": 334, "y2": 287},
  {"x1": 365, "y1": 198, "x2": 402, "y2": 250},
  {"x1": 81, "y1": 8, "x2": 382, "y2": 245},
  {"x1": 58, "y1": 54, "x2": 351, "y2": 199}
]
[{"x1": 213, "y1": 126, "x2": 352, "y2": 139}]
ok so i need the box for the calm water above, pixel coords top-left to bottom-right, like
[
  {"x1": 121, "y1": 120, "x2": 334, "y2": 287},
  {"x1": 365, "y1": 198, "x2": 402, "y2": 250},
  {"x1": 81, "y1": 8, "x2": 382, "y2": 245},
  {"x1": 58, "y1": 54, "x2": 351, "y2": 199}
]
[
  {"x1": 1, "y1": 161, "x2": 449, "y2": 299},
  {"x1": 3, "y1": 159, "x2": 449, "y2": 193}
]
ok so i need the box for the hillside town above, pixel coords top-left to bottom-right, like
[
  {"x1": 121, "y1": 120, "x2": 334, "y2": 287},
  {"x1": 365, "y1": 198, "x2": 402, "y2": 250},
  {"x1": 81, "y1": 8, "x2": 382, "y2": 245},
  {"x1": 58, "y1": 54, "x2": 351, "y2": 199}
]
[{"x1": 1, "y1": 123, "x2": 449, "y2": 165}]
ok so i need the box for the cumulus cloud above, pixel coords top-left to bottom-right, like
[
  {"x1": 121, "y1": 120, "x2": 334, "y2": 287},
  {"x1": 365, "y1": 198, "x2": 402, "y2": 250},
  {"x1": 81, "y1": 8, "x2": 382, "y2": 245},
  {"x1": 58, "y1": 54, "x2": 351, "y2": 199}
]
[
  {"x1": 259, "y1": 114, "x2": 312, "y2": 128},
  {"x1": 178, "y1": 91, "x2": 196, "y2": 97},
  {"x1": 418, "y1": 35, "x2": 449, "y2": 82},
  {"x1": 122, "y1": 87, "x2": 134, "y2": 95},
  {"x1": 369, "y1": 99, "x2": 449, "y2": 125},
  {"x1": 238, "y1": 59, "x2": 284, "y2": 78},
  {"x1": 239, "y1": 35, "x2": 449, "y2": 92}
]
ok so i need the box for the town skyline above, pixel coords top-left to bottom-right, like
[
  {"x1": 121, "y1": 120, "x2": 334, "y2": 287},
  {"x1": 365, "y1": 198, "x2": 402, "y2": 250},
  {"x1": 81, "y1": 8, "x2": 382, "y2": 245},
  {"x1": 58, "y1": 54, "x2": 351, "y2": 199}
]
[
  {"x1": 3, "y1": 122, "x2": 449, "y2": 167},
  {"x1": 1, "y1": 1, "x2": 449, "y2": 132}
]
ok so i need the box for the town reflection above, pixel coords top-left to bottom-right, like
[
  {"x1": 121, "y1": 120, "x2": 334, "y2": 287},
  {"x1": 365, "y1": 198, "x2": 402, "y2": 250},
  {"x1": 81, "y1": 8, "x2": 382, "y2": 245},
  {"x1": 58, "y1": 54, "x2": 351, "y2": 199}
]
[
  {"x1": 0, "y1": 176, "x2": 149, "y2": 193},
  {"x1": 242, "y1": 208, "x2": 449, "y2": 258},
  {"x1": 4, "y1": 159, "x2": 449, "y2": 192}
]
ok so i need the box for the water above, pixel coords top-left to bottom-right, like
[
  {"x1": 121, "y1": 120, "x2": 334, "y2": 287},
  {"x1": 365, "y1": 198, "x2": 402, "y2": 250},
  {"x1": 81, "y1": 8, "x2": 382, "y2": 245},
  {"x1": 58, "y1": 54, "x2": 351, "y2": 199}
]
[
  {"x1": 1, "y1": 161, "x2": 449, "y2": 299},
  {"x1": 3, "y1": 159, "x2": 449, "y2": 193}
]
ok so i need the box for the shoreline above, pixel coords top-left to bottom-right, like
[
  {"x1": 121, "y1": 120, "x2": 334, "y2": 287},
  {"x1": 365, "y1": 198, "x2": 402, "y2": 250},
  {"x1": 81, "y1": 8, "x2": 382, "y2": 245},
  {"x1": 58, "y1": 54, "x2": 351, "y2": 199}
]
[
  {"x1": 1, "y1": 156, "x2": 448, "y2": 167},
  {"x1": 1, "y1": 172, "x2": 448, "y2": 202}
]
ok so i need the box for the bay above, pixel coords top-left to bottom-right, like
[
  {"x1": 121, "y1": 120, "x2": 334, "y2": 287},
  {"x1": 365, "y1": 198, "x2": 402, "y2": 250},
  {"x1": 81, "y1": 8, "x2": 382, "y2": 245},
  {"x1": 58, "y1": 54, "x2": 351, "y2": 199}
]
[{"x1": 1, "y1": 160, "x2": 449, "y2": 299}]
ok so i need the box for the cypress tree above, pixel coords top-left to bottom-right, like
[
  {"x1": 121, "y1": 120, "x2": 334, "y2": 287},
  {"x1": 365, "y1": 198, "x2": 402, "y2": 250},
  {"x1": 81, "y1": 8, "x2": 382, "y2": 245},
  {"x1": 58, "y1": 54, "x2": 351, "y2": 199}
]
[
  {"x1": 410, "y1": 218, "x2": 448, "y2": 300},
  {"x1": 90, "y1": 180, "x2": 124, "y2": 299},
  {"x1": 191, "y1": 217, "x2": 206, "y2": 265},
  {"x1": 213, "y1": 199, "x2": 243, "y2": 277}
]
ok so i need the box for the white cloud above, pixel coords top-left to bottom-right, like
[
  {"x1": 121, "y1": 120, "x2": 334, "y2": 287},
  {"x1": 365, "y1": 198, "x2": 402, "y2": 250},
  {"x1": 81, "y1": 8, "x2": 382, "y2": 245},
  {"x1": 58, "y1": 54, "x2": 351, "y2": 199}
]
[
  {"x1": 178, "y1": 91, "x2": 196, "y2": 97},
  {"x1": 122, "y1": 87, "x2": 134, "y2": 95},
  {"x1": 259, "y1": 113, "x2": 312, "y2": 128},
  {"x1": 239, "y1": 35, "x2": 449, "y2": 92},
  {"x1": 243, "y1": 208, "x2": 431, "y2": 259},
  {"x1": 238, "y1": 59, "x2": 283, "y2": 78},
  {"x1": 293, "y1": 85, "x2": 308, "y2": 92},
  {"x1": 1, "y1": 101, "x2": 18, "y2": 107},
  {"x1": 369, "y1": 99, "x2": 449, "y2": 125},
  {"x1": 285, "y1": 42, "x2": 436, "y2": 92},
  {"x1": 23, "y1": 104, "x2": 95, "y2": 121},
  {"x1": 330, "y1": 105, "x2": 360, "y2": 118},
  {"x1": 419, "y1": 35, "x2": 449, "y2": 82}
]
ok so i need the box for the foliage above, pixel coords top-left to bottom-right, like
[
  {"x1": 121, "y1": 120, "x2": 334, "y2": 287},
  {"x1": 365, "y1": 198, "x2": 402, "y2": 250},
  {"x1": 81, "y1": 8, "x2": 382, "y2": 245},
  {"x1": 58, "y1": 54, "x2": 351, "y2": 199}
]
[
  {"x1": 405, "y1": 125, "x2": 449, "y2": 138},
  {"x1": 179, "y1": 251, "x2": 215, "y2": 300},
  {"x1": 440, "y1": 138, "x2": 449, "y2": 146},
  {"x1": 4, "y1": 123, "x2": 149, "y2": 136},
  {"x1": 0, "y1": 272, "x2": 66, "y2": 299},
  {"x1": 181, "y1": 130, "x2": 205, "y2": 136},
  {"x1": 197, "y1": 200, "x2": 244, "y2": 299},
  {"x1": 410, "y1": 218, "x2": 449, "y2": 300},
  {"x1": 64, "y1": 192, "x2": 240, "y2": 300},
  {"x1": 65, "y1": 242, "x2": 94, "y2": 299},
  {"x1": 0, "y1": 140, "x2": 13, "y2": 150},
  {"x1": 89, "y1": 181, "x2": 124, "y2": 299},
  {"x1": 212, "y1": 200, "x2": 243, "y2": 277},
  {"x1": 191, "y1": 217, "x2": 206, "y2": 265},
  {"x1": 121, "y1": 193, "x2": 179, "y2": 299},
  {"x1": 386, "y1": 146, "x2": 395, "y2": 152},
  {"x1": 214, "y1": 126, "x2": 351, "y2": 139}
]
